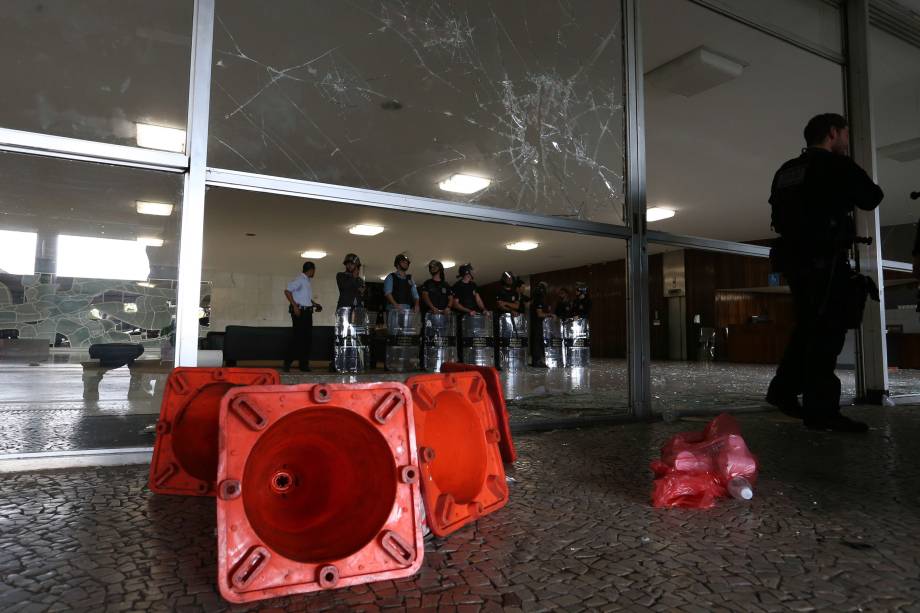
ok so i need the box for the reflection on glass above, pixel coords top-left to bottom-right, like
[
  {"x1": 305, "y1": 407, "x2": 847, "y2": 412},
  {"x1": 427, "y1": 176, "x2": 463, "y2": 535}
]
[
  {"x1": 872, "y1": 26, "x2": 920, "y2": 262},
  {"x1": 0, "y1": 1, "x2": 192, "y2": 147},
  {"x1": 210, "y1": 0, "x2": 626, "y2": 223},
  {"x1": 56, "y1": 235, "x2": 152, "y2": 281},
  {"x1": 0, "y1": 229, "x2": 37, "y2": 275}
]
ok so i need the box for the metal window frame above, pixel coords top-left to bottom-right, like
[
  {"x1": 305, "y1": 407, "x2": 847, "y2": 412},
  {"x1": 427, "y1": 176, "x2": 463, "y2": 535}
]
[
  {"x1": 174, "y1": 0, "x2": 215, "y2": 366},
  {"x1": 1, "y1": 0, "x2": 893, "y2": 468},
  {"x1": 846, "y1": 0, "x2": 890, "y2": 403},
  {"x1": 0, "y1": 126, "x2": 188, "y2": 172},
  {"x1": 688, "y1": 0, "x2": 847, "y2": 64}
]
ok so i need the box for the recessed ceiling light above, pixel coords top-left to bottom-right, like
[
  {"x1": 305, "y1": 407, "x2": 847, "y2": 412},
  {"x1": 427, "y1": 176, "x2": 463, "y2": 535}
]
[
  {"x1": 137, "y1": 282, "x2": 156, "y2": 288},
  {"x1": 379, "y1": 274, "x2": 388, "y2": 281},
  {"x1": 300, "y1": 250, "x2": 327, "y2": 259},
  {"x1": 439, "y1": 174, "x2": 491, "y2": 194},
  {"x1": 441, "y1": 260, "x2": 456, "y2": 269},
  {"x1": 506, "y1": 241, "x2": 539, "y2": 251},
  {"x1": 349, "y1": 224, "x2": 385, "y2": 236},
  {"x1": 137, "y1": 236, "x2": 164, "y2": 247},
  {"x1": 647, "y1": 207, "x2": 676, "y2": 222},
  {"x1": 136, "y1": 201, "x2": 174, "y2": 216},
  {"x1": 135, "y1": 123, "x2": 186, "y2": 153}
]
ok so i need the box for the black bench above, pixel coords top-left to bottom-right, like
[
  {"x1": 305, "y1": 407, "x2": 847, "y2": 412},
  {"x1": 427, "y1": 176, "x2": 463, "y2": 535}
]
[{"x1": 222, "y1": 325, "x2": 335, "y2": 366}]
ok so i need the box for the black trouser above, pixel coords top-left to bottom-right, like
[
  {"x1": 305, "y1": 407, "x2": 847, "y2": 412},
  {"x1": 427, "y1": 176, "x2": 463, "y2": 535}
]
[
  {"x1": 285, "y1": 307, "x2": 313, "y2": 370},
  {"x1": 769, "y1": 263, "x2": 849, "y2": 417},
  {"x1": 530, "y1": 318, "x2": 545, "y2": 366}
]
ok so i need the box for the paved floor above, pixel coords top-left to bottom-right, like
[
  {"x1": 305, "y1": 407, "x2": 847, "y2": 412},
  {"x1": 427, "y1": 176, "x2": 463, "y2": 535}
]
[
  {"x1": 2, "y1": 406, "x2": 919, "y2": 611},
  {"x1": 2, "y1": 358, "x2": 920, "y2": 454}
]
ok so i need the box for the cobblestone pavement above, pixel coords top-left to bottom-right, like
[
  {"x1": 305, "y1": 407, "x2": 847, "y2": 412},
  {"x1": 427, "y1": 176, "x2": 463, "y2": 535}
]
[
  {"x1": 4, "y1": 359, "x2": 919, "y2": 454},
  {"x1": 2, "y1": 406, "x2": 920, "y2": 611}
]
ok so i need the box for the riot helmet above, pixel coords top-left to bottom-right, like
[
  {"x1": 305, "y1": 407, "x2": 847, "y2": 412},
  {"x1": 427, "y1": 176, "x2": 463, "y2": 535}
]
[
  {"x1": 428, "y1": 259, "x2": 445, "y2": 277},
  {"x1": 501, "y1": 271, "x2": 514, "y2": 286},
  {"x1": 457, "y1": 263, "x2": 474, "y2": 279},
  {"x1": 394, "y1": 253, "x2": 410, "y2": 268},
  {"x1": 343, "y1": 253, "x2": 361, "y2": 266}
]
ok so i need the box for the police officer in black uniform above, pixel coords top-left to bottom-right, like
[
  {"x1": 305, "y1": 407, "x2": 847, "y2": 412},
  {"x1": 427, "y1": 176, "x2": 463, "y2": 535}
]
[
  {"x1": 450, "y1": 263, "x2": 486, "y2": 315},
  {"x1": 514, "y1": 277, "x2": 531, "y2": 311},
  {"x1": 529, "y1": 281, "x2": 554, "y2": 367},
  {"x1": 495, "y1": 271, "x2": 522, "y2": 314},
  {"x1": 336, "y1": 253, "x2": 365, "y2": 310},
  {"x1": 766, "y1": 113, "x2": 883, "y2": 432},
  {"x1": 573, "y1": 283, "x2": 592, "y2": 319},
  {"x1": 555, "y1": 287, "x2": 574, "y2": 320},
  {"x1": 420, "y1": 260, "x2": 453, "y2": 315}
]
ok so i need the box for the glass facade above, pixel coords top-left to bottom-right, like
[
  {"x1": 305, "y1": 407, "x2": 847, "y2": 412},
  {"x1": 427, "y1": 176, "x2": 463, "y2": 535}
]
[
  {"x1": 209, "y1": 0, "x2": 627, "y2": 224},
  {"x1": 0, "y1": 0, "x2": 193, "y2": 150},
  {"x1": 0, "y1": 0, "x2": 907, "y2": 457}
]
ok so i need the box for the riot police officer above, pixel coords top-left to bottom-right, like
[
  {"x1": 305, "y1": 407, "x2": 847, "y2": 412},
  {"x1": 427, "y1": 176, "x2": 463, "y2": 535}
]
[
  {"x1": 384, "y1": 253, "x2": 420, "y2": 312},
  {"x1": 336, "y1": 253, "x2": 365, "y2": 309},
  {"x1": 573, "y1": 283, "x2": 592, "y2": 319},
  {"x1": 529, "y1": 281, "x2": 554, "y2": 367},
  {"x1": 421, "y1": 260, "x2": 453, "y2": 315},
  {"x1": 495, "y1": 271, "x2": 522, "y2": 314},
  {"x1": 555, "y1": 287, "x2": 574, "y2": 320},
  {"x1": 766, "y1": 113, "x2": 883, "y2": 432},
  {"x1": 450, "y1": 263, "x2": 486, "y2": 315}
]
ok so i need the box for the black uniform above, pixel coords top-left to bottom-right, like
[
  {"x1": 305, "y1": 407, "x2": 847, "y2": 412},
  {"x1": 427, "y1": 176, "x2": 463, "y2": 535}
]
[
  {"x1": 573, "y1": 295, "x2": 592, "y2": 319},
  {"x1": 421, "y1": 278, "x2": 452, "y2": 313},
  {"x1": 555, "y1": 300, "x2": 574, "y2": 320},
  {"x1": 452, "y1": 280, "x2": 480, "y2": 312},
  {"x1": 496, "y1": 287, "x2": 521, "y2": 313},
  {"x1": 767, "y1": 148, "x2": 883, "y2": 419},
  {"x1": 336, "y1": 272, "x2": 364, "y2": 309},
  {"x1": 529, "y1": 293, "x2": 550, "y2": 366}
]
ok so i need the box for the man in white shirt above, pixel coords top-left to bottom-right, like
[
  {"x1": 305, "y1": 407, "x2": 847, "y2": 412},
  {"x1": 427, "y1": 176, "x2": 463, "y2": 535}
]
[{"x1": 283, "y1": 261, "x2": 323, "y2": 372}]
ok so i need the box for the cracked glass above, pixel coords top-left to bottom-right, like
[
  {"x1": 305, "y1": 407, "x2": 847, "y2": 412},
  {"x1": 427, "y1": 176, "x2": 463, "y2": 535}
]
[
  {"x1": 0, "y1": 0, "x2": 193, "y2": 150},
  {"x1": 209, "y1": 0, "x2": 627, "y2": 225},
  {"x1": 0, "y1": 152, "x2": 184, "y2": 351}
]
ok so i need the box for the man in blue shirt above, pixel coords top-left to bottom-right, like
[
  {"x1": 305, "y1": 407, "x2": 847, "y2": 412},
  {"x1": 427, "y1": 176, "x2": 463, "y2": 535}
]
[
  {"x1": 283, "y1": 261, "x2": 323, "y2": 372},
  {"x1": 383, "y1": 253, "x2": 420, "y2": 312}
]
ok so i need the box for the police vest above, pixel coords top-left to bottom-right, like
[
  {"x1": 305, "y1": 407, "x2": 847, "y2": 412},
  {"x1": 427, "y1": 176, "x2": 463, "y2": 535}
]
[{"x1": 391, "y1": 273, "x2": 414, "y2": 306}]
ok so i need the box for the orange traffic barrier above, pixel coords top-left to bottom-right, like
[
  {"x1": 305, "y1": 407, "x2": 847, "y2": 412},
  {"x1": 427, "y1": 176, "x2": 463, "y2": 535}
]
[
  {"x1": 148, "y1": 367, "x2": 279, "y2": 496},
  {"x1": 405, "y1": 372, "x2": 509, "y2": 538},
  {"x1": 216, "y1": 382, "x2": 424, "y2": 604},
  {"x1": 440, "y1": 362, "x2": 516, "y2": 463}
]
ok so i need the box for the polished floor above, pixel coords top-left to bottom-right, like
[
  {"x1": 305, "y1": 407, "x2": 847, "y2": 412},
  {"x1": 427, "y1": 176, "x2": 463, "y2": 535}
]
[
  {"x1": 1, "y1": 406, "x2": 919, "y2": 611},
  {"x1": 2, "y1": 356, "x2": 920, "y2": 454}
]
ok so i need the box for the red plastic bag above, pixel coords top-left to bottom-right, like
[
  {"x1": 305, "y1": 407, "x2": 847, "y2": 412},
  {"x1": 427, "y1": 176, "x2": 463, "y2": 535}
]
[{"x1": 651, "y1": 413, "x2": 758, "y2": 509}]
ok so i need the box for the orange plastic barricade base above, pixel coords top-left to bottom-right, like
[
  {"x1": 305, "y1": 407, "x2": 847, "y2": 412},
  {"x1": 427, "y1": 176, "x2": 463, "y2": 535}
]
[
  {"x1": 216, "y1": 383, "x2": 424, "y2": 604},
  {"x1": 440, "y1": 362, "x2": 516, "y2": 463},
  {"x1": 405, "y1": 372, "x2": 509, "y2": 538},
  {"x1": 148, "y1": 367, "x2": 279, "y2": 497}
]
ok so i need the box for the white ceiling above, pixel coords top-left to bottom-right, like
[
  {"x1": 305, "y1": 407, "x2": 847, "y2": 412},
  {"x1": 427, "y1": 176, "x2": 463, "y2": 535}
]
[{"x1": 202, "y1": 187, "x2": 626, "y2": 284}]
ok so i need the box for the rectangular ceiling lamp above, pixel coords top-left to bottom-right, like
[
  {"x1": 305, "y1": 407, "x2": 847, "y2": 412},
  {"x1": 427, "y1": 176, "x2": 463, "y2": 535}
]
[
  {"x1": 646, "y1": 46, "x2": 746, "y2": 97},
  {"x1": 57, "y1": 235, "x2": 150, "y2": 281},
  {"x1": 136, "y1": 201, "x2": 174, "y2": 216},
  {"x1": 136, "y1": 123, "x2": 186, "y2": 153}
]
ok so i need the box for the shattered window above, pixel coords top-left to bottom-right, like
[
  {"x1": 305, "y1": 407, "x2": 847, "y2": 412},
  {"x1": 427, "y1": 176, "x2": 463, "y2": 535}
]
[
  {"x1": 0, "y1": 151, "x2": 183, "y2": 348},
  {"x1": 0, "y1": 0, "x2": 193, "y2": 150},
  {"x1": 209, "y1": 0, "x2": 627, "y2": 224}
]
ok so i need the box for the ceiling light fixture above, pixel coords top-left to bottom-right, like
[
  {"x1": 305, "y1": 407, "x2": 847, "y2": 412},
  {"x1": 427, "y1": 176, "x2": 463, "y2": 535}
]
[
  {"x1": 439, "y1": 174, "x2": 491, "y2": 194},
  {"x1": 646, "y1": 207, "x2": 676, "y2": 222},
  {"x1": 137, "y1": 282, "x2": 156, "y2": 288},
  {"x1": 136, "y1": 201, "x2": 174, "y2": 216},
  {"x1": 135, "y1": 123, "x2": 186, "y2": 153},
  {"x1": 379, "y1": 274, "x2": 388, "y2": 281},
  {"x1": 646, "y1": 46, "x2": 746, "y2": 98},
  {"x1": 349, "y1": 224, "x2": 385, "y2": 236},
  {"x1": 300, "y1": 250, "x2": 327, "y2": 259},
  {"x1": 441, "y1": 260, "x2": 456, "y2": 269},
  {"x1": 506, "y1": 241, "x2": 539, "y2": 251},
  {"x1": 137, "y1": 237, "x2": 164, "y2": 247}
]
